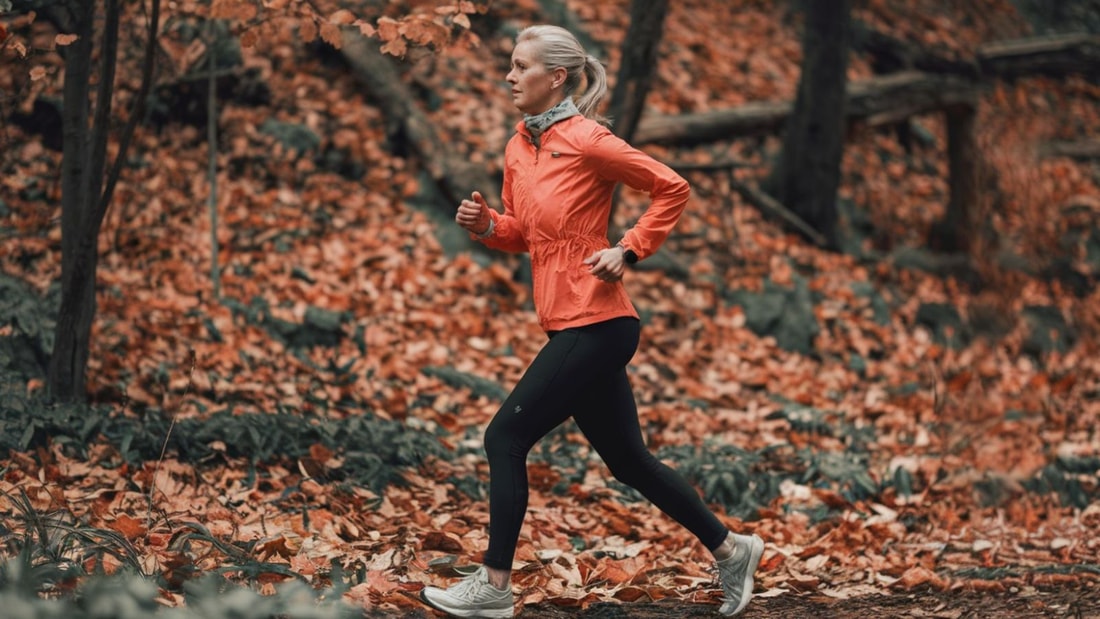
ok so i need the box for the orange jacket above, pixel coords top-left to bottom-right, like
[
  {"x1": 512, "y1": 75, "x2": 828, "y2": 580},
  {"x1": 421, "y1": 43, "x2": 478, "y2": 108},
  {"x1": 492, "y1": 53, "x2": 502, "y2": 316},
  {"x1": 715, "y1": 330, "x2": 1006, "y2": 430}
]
[{"x1": 476, "y1": 115, "x2": 690, "y2": 332}]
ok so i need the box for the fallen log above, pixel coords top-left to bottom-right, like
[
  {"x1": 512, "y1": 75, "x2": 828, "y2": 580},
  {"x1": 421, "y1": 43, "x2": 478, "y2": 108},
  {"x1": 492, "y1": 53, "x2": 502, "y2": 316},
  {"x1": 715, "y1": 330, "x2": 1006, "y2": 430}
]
[
  {"x1": 978, "y1": 33, "x2": 1100, "y2": 80},
  {"x1": 635, "y1": 71, "x2": 978, "y2": 145},
  {"x1": 851, "y1": 20, "x2": 978, "y2": 77},
  {"x1": 339, "y1": 30, "x2": 498, "y2": 212},
  {"x1": 1041, "y1": 140, "x2": 1100, "y2": 160},
  {"x1": 634, "y1": 34, "x2": 1099, "y2": 146}
]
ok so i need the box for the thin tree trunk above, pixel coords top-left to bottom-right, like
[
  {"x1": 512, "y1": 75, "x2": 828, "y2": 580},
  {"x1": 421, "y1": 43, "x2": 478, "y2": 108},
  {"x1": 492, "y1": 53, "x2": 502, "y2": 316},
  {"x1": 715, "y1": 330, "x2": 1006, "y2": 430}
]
[
  {"x1": 207, "y1": 19, "x2": 221, "y2": 299},
  {"x1": 48, "y1": 0, "x2": 97, "y2": 402},
  {"x1": 764, "y1": 0, "x2": 852, "y2": 248},
  {"x1": 606, "y1": 0, "x2": 669, "y2": 227},
  {"x1": 607, "y1": 0, "x2": 668, "y2": 143}
]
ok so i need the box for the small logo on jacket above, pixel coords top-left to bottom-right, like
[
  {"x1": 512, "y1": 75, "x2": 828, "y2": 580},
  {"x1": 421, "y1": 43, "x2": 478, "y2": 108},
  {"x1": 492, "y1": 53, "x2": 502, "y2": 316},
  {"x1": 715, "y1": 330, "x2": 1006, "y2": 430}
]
[{"x1": 514, "y1": 405, "x2": 523, "y2": 414}]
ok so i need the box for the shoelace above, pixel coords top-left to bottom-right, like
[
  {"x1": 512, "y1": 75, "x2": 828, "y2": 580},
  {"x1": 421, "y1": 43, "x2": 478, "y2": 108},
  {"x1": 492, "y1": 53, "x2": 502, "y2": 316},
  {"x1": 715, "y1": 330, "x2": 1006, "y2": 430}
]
[{"x1": 450, "y1": 571, "x2": 494, "y2": 600}]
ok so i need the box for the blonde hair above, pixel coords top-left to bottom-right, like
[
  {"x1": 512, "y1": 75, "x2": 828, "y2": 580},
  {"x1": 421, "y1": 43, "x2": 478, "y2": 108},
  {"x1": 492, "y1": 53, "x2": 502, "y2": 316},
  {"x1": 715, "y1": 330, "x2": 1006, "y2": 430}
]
[{"x1": 516, "y1": 25, "x2": 609, "y2": 123}]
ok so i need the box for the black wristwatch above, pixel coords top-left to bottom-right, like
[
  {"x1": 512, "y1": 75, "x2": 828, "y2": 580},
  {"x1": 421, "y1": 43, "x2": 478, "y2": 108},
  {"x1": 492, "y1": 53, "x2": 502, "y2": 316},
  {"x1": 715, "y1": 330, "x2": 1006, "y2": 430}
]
[{"x1": 617, "y1": 243, "x2": 638, "y2": 264}]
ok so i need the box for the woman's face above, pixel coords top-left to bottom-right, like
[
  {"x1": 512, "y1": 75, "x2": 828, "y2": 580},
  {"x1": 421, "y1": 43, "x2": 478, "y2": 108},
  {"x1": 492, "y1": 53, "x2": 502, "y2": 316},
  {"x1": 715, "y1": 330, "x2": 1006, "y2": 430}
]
[{"x1": 507, "y1": 40, "x2": 564, "y2": 116}]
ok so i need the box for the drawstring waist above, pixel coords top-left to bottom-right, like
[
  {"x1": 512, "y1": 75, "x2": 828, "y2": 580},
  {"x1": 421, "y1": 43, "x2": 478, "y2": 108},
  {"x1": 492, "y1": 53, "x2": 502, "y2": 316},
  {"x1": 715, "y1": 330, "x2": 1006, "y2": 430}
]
[{"x1": 529, "y1": 235, "x2": 606, "y2": 266}]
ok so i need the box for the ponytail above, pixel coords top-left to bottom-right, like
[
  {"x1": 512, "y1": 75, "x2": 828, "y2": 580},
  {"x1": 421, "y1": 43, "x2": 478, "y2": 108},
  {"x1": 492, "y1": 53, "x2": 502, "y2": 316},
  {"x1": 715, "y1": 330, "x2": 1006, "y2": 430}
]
[{"x1": 576, "y1": 55, "x2": 609, "y2": 124}]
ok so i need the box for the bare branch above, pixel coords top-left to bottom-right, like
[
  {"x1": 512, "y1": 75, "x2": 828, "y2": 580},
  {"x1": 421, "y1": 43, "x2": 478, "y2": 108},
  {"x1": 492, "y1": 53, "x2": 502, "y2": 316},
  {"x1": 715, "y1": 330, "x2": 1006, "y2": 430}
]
[{"x1": 96, "y1": 0, "x2": 161, "y2": 227}]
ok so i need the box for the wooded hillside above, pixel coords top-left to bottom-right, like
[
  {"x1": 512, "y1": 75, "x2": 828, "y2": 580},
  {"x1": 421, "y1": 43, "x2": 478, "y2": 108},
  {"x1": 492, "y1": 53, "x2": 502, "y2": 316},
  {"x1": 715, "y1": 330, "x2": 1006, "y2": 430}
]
[{"x1": 0, "y1": 0, "x2": 1098, "y2": 616}]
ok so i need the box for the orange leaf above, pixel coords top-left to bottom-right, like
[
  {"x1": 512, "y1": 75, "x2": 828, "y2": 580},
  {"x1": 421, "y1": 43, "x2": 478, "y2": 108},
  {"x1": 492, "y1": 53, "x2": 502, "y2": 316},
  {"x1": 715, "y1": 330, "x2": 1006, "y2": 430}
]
[
  {"x1": 376, "y1": 16, "x2": 400, "y2": 41},
  {"x1": 55, "y1": 33, "x2": 78, "y2": 46},
  {"x1": 897, "y1": 566, "x2": 948, "y2": 590},
  {"x1": 109, "y1": 514, "x2": 147, "y2": 541},
  {"x1": 403, "y1": 18, "x2": 448, "y2": 47},
  {"x1": 380, "y1": 35, "x2": 407, "y2": 57},
  {"x1": 299, "y1": 18, "x2": 318, "y2": 43},
  {"x1": 421, "y1": 531, "x2": 463, "y2": 552},
  {"x1": 356, "y1": 20, "x2": 376, "y2": 37},
  {"x1": 329, "y1": 9, "x2": 356, "y2": 25}
]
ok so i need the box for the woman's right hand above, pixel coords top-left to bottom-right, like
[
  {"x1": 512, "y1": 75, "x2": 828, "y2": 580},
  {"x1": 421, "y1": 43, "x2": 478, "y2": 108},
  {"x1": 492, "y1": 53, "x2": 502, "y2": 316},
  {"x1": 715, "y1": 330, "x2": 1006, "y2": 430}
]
[{"x1": 456, "y1": 191, "x2": 492, "y2": 235}]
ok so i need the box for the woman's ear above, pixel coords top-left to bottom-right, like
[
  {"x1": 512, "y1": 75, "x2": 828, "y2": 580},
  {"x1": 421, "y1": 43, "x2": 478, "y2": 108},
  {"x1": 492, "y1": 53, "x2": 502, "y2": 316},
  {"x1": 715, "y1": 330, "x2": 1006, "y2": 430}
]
[{"x1": 552, "y1": 66, "x2": 568, "y2": 89}]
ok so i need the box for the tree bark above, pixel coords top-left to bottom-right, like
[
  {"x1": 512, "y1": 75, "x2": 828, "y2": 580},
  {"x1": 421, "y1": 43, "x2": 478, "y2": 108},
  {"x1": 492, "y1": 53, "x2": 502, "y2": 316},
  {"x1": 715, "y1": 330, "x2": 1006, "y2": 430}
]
[
  {"x1": 607, "y1": 0, "x2": 669, "y2": 143},
  {"x1": 48, "y1": 0, "x2": 97, "y2": 402},
  {"x1": 764, "y1": 0, "x2": 852, "y2": 248},
  {"x1": 929, "y1": 104, "x2": 979, "y2": 253}
]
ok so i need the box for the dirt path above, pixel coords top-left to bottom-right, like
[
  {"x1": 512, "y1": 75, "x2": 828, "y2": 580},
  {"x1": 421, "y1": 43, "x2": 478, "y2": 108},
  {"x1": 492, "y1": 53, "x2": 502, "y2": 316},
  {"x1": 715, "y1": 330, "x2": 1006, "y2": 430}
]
[{"x1": 371, "y1": 586, "x2": 1099, "y2": 618}]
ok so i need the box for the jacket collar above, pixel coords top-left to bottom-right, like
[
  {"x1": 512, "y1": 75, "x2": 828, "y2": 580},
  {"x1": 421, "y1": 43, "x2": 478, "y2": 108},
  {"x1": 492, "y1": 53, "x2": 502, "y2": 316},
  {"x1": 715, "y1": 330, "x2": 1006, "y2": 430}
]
[{"x1": 515, "y1": 113, "x2": 584, "y2": 146}]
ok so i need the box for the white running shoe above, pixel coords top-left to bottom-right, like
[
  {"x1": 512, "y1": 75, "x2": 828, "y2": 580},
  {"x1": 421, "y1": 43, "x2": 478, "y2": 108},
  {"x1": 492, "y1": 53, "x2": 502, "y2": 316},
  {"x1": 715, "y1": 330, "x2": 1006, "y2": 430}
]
[
  {"x1": 716, "y1": 533, "x2": 764, "y2": 616},
  {"x1": 419, "y1": 565, "x2": 514, "y2": 618}
]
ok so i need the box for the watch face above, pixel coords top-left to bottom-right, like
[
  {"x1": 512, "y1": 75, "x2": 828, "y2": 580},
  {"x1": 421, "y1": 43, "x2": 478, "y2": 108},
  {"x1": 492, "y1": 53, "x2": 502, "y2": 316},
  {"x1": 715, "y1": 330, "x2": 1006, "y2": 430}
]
[{"x1": 624, "y1": 249, "x2": 638, "y2": 264}]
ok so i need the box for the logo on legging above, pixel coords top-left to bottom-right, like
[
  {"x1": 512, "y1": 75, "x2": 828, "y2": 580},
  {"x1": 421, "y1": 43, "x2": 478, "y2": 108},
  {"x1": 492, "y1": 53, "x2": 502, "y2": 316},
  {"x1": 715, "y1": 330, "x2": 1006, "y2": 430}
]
[{"x1": 514, "y1": 405, "x2": 523, "y2": 414}]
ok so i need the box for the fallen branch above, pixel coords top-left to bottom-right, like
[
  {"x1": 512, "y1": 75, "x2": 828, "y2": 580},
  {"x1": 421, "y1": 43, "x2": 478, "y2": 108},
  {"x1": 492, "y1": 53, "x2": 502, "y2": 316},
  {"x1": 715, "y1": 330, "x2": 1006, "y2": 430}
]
[
  {"x1": 667, "y1": 159, "x2": 760, "y2": 174},
  {"x1": 1041, "y1": 140, "x2": 1100, "y2": 160},
  {"x1": 339, "y1": 30, "x2": 498, "y2": 211},
  {"x1": 731, "y1": 180, "x2": 829, "y2": 247}
]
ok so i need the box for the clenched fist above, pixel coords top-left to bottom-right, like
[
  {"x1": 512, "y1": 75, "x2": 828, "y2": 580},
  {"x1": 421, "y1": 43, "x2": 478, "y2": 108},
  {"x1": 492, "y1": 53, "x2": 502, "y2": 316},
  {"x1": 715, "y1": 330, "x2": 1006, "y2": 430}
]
[{"x1": 456, "y1": 191, "x2": 492, "y2": 235}]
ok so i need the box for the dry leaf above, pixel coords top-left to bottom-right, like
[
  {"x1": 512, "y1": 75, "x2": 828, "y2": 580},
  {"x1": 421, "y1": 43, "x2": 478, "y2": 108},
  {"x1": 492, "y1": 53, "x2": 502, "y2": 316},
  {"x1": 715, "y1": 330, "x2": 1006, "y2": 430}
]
[
  {"x1": 329, "y1": 9, "x2": 356, "y2": 25},
  {"x1": 319, "y1": 22, "x2": 343, "y2": 49}
]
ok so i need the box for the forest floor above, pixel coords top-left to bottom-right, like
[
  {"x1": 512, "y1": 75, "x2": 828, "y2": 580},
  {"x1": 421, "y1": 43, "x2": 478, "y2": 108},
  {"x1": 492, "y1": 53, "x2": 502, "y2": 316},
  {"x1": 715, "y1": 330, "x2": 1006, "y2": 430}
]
[{"x1": 360, "y1": 585, "x2": 1100, "y2": 618}]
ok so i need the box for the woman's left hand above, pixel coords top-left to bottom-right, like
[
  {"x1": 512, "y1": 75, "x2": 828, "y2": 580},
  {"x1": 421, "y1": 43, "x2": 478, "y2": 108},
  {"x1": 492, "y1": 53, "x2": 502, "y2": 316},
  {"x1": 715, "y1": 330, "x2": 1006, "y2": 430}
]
[{"x1": 583, "y1": 247, "x2": 626, "y2": 282}]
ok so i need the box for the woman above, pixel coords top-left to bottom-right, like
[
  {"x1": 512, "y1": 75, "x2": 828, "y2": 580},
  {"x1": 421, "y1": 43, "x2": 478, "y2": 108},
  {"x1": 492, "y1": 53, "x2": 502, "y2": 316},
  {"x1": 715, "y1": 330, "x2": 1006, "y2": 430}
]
[{"x1": 420, "y1": 25, "x2": 764, "y2": 618}]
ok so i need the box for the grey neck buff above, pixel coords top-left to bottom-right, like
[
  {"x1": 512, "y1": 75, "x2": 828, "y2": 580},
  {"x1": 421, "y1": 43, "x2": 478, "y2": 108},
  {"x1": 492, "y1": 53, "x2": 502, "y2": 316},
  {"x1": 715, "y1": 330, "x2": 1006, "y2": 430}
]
[{"x1": 524, "y1": 98, "x2": 580, "y2": 148}]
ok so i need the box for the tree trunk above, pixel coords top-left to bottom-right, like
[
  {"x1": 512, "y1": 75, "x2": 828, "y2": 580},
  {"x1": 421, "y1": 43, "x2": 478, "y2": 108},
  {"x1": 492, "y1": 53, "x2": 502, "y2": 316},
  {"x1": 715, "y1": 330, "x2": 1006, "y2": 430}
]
[
  {"x1": 764, "y1": 0, "x2": 852, "y2": 248},
  {"x1": 47, "y1": 0, "x2": 159, "y2": 402},
  {"x1": 605, "y1": 0, "x2": 668, "y2": 227},
  {"x1": 929, "y1": 104, "x2": 979, "y2": 253},
  {"x1": 48, "y1": 0, "x2": 98, "y2": 402},
  {"x1": 607, "y1": 0, "x2": 668, "y2": 143}
]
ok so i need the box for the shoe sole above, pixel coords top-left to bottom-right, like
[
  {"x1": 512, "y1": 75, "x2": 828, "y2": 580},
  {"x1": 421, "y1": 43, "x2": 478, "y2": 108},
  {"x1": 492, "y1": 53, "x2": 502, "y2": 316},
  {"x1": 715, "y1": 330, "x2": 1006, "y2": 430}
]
[
  {"x1": 418, "y1": 589, "x2": 514, "y2": 618},
  {"x1": 721, "y1": 534, "x2": 764, "y2": 617}
]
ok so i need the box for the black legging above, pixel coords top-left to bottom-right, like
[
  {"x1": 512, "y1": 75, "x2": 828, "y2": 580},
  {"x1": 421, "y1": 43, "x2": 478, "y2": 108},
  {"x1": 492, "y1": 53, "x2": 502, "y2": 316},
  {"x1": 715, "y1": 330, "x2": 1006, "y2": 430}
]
[{"x1": 481, "y1": 316, "x2": 729, "y2": 570}]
